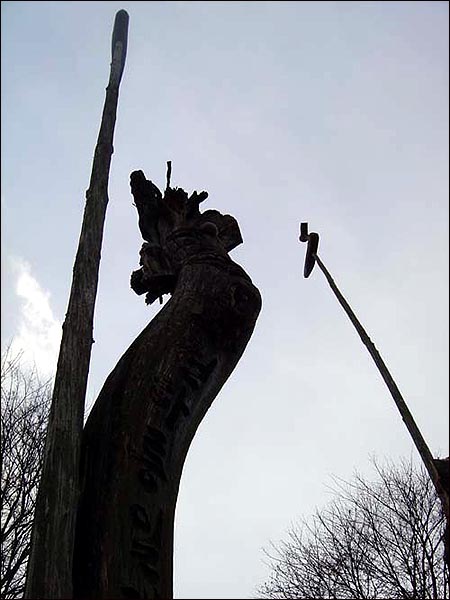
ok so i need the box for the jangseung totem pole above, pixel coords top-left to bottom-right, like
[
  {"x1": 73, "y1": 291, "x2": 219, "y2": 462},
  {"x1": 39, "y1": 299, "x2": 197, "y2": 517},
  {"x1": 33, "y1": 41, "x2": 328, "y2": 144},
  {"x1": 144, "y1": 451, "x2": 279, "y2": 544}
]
[{"x1": 72, "y1": 166, "x2": 261, "y2": 598}]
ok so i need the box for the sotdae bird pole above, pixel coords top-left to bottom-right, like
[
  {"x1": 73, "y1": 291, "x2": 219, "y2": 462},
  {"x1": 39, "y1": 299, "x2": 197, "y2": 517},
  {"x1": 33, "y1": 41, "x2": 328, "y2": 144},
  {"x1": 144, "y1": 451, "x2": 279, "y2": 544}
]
[
  {"x1": 25, "y1": 10, "x2": 129, "y2": 599},
  {"x1": 299, "y1": 222, "x2": 450, "y2": 570}
]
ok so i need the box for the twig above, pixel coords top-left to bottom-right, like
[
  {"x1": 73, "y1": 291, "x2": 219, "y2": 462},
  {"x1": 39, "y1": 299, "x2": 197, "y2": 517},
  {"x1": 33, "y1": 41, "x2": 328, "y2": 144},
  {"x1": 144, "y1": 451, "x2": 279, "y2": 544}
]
[{"x1": 166, "y1": 160, "x2": 172, "y2": 190}]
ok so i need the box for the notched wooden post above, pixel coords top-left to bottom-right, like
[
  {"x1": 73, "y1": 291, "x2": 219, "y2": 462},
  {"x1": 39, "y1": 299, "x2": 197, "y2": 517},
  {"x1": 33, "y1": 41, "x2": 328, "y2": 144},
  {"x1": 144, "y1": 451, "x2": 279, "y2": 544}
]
[{"x1": 73, "y1": 168, "x2": 262, "y2": 599}]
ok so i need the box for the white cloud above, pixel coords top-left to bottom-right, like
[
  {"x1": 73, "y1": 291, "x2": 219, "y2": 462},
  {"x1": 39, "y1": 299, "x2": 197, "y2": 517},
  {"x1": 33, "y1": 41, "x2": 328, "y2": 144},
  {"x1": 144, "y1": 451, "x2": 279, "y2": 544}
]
[{"x1": 9, "y1": 257, "x2": 62, "y2": 376}]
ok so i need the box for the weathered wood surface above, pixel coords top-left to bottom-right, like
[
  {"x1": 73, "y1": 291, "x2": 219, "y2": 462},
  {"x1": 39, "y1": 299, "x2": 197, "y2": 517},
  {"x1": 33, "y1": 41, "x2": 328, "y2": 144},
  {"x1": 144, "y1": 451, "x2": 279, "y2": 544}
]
[
  {"x1": 25, "y1": 11, "x2": 129, "y2": 599},
  {"x1": 72, "y1": 172, "x2": 261, "y2": 598}
]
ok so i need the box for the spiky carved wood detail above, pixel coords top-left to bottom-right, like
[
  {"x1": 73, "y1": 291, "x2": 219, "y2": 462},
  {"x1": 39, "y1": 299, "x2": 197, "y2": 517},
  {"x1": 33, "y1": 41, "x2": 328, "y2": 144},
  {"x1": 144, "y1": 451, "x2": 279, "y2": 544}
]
[{"x1": 72, "y1": 169, "x2": 261, "y2": 599}]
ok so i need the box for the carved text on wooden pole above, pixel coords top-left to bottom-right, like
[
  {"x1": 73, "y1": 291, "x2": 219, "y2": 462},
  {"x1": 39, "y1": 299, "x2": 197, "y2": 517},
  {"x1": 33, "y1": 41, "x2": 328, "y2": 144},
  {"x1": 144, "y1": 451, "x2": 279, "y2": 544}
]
[{"x1": 73, "y1": 168, "x2": 261, "y2": 599}]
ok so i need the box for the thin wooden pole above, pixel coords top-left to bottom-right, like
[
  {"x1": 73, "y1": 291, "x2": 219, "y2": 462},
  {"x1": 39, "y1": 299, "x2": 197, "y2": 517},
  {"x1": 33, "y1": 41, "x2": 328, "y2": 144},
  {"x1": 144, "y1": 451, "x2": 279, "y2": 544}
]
[
  {"x1": 25, "y1": 10, "x2": 129, "y2": 599},
  {"x1": 313, "y1": 252, "x2": 449, "y2": 552}
]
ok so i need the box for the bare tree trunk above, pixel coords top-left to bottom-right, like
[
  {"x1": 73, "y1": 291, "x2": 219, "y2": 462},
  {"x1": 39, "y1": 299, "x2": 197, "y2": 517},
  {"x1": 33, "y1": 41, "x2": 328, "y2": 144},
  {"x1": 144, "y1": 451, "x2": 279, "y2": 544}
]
[
  {"x1": 72, "y1": 176, "x2": 262, "y2": 598},
  {"x1": 25, "y1": 11, "x2": 129, "y2": 599}
]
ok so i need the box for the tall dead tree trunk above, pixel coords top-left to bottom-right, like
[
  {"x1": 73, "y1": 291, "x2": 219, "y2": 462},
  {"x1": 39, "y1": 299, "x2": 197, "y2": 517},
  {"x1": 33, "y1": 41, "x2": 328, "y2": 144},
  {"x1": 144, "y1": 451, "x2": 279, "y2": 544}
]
[
  {"x1": 25, "y1": 11, "x2": 129, "y2": 599},
  {"x1": 72, "y1": 172, "x2": 262, "y2": 599}
]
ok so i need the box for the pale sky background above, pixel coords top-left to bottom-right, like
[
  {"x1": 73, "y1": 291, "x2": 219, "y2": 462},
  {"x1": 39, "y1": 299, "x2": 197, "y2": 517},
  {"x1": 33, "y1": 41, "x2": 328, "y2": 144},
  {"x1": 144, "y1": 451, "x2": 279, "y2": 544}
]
[{"x1": 1, "y1": 1, "x2": 449, "y2": 598}]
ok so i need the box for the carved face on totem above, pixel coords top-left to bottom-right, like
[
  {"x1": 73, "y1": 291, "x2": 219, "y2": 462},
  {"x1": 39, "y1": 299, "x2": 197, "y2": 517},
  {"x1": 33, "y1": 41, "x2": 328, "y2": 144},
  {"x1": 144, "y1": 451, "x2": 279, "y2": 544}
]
[{"x1": 130, "y1": 169, "x2": 243, "y2": 305}]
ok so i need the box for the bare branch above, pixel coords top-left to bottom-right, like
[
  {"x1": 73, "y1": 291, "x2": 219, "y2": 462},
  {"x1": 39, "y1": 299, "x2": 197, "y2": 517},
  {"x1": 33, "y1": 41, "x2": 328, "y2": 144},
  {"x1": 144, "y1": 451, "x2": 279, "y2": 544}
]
[
  {"x1": 257, "y1": 458, "x2": 448, "y2": 599},
  {"x1": 1, "y1": 346, "x2": 51, "y2": 599}
]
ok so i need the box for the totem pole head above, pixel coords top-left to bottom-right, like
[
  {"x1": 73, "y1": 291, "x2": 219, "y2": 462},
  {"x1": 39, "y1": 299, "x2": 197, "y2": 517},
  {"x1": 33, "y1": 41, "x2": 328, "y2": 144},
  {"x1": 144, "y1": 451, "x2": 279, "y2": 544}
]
[{"x1": 130, "y1": 168, "x2": 243, "y2": 305}]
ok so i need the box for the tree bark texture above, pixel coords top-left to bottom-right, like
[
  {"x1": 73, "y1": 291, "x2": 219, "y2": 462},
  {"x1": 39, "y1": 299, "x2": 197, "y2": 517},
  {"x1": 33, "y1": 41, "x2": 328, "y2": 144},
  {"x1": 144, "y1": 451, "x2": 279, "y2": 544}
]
[
  {"x1": 25, "y1": 11, "x2": 128, "y2": 599},
  {"x1": 72, "y1": 173, "x2": 262, "y2": 598}
]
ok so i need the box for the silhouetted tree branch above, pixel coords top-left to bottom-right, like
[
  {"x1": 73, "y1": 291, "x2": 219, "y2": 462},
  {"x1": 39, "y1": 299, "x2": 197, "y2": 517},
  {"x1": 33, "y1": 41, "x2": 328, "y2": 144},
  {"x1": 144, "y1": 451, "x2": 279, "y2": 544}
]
[
  {"x1": 1, "y1": 347, "x2": 51, "y2": 599},
  {"x1": 258, "y1": 458, "x2": 449, "y2": 599}
]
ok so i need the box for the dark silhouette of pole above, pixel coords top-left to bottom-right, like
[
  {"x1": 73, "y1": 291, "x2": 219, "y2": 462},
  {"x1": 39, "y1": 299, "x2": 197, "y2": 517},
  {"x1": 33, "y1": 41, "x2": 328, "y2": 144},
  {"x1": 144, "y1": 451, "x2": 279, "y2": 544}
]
[
  {"x1": 299, "y1": 222, "x2": 449, "y2": 567},
  {"x1": 25, "y1": 11, "x2": 129, "y2": 599}
]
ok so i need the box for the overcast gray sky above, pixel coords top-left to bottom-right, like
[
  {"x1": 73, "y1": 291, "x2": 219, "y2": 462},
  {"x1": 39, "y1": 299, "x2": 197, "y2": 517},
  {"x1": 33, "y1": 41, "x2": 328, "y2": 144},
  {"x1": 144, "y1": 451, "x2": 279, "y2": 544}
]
[{"x1": 1, "y1": 1, "x2": 449, "y2": 598}]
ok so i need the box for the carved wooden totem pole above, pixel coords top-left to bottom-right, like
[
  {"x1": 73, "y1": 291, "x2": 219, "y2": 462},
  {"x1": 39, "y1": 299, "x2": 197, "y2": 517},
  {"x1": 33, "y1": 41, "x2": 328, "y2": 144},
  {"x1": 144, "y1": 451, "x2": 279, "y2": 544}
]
[{"x1": 72, "y1": 167, "x2": 261, "y2": 599}]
